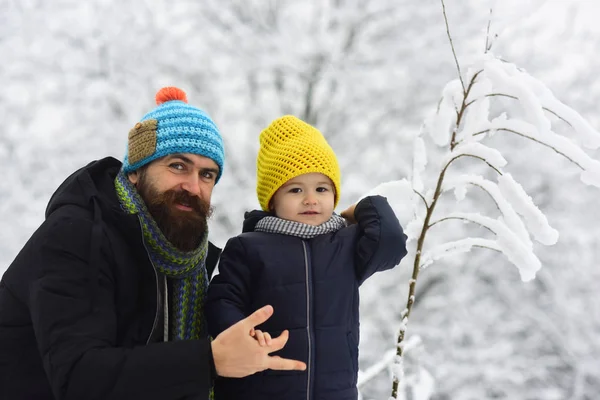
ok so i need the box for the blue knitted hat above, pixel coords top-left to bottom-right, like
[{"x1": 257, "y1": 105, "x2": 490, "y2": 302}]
[{"x1": 122, "y1": 87, "x2": 225, "y2": 182}]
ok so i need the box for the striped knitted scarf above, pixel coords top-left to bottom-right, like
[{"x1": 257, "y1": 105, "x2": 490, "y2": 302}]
[
  {"x1": 114, "y1": 170, "x2": 209, "y2": 341},
  {"x1": 255, "y1": 214, "x2": 347, "y2": 239}
]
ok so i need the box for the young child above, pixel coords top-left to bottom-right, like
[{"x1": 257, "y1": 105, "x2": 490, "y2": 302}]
[{"x1": 205, "y1": 115, "x2": 407, "y2": 400}]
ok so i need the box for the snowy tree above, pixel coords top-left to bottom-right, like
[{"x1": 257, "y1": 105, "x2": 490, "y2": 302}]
[{"x1": 357, "y1": 2, "x2": 600, "y2": 399}]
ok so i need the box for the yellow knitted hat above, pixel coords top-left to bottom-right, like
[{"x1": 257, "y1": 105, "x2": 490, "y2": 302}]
[{"x1": 257, "y1": 115, "x2": 341, "y2": 211}]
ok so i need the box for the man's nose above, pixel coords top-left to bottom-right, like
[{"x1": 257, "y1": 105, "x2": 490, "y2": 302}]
[{"x1": 180, "y1": 175, "x2": 202, "y2": 197}]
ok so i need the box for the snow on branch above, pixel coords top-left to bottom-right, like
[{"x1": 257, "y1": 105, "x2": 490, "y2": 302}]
[
  {"x1": 357, "y1": 349, "x2": 396, "y2": 389},
  {"x1": 433, "y1": 212, "x2": 541, "y2": 281},
  {"x1": 412, "y1": 136, "x2": 427, "y2": 194},
  {"x1": 481, "y1": 56, "x2": 600, "y2": 150},
  {"x1": 442, "y1": 142, "x2": 507, "y2": 174},
  {"x1": 424, "y1": 79, "x2": 463, "y2": 147},
  {"x1": 497, "y1": 173, "x2": 559, "y2": 245},
  {"x1": 456, "y1": 56, "x2": 600, "y2": 187},
  {"x1": 490, "y1": 118, "x2": 600, "y2": 187},
  {"x1": 447, "y1": 178, "x2": 521, "y2": 237},
  {"x1": 420, "y1": 237, "x2": 500, "y2": 270},
  {"x1": 360, "y1": 179, "x2": 419, "y2": 228},
  {"x1": 357, "y1": 335, "x2": 425, "y2": 388}
]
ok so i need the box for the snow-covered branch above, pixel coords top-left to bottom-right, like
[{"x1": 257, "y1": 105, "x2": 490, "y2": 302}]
[{"x1": 420, "y1": 238, "x2": 500, "y2": 270}]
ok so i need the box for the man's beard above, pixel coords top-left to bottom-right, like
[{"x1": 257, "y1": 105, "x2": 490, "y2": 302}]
[{"x1": 136, "y1": 173, "x2": 213, "y2": 252}]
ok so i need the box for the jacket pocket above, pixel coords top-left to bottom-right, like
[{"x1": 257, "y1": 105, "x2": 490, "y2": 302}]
[{"x1": 346, "y1": 331, "x2": 358, "y2": 373}]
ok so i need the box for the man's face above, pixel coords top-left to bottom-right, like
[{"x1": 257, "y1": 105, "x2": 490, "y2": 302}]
[{"x1": 128, "y1": 153, "x2": 219, "y2": 252}]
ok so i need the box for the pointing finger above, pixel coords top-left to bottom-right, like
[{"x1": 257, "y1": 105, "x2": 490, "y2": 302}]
[{"x1": 267, "y1": 355, "x2": 307, "y2": 371}]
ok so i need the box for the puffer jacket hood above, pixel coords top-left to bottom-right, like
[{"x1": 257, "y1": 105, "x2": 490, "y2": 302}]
[
  {"x1": 45, "y1": 156, "x2": 124, "y2": 219},
  {"x1": 242, "y1": 210, "x2": 271, "y2": 233},
  {"x1": 42, "y1": 157, "x2": 128, "y2": 315}
]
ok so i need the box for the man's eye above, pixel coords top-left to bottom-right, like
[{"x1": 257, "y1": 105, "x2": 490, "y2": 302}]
[
  {"x1": 201, "y1": 171, "x2": 215, "y2": 180},
  {"x1": 170, "y1": 163, "x2": 184, "y2": 171}
]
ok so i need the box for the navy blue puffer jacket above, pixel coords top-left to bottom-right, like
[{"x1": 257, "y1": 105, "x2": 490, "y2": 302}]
[{"x1": 206, "y1": 195, "x2": 407, "y2": 400}]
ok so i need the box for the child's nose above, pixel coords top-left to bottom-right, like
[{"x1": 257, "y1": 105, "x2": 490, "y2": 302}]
[{"x1": 303, "y1": 194, "x2": 317, "y2": 205}]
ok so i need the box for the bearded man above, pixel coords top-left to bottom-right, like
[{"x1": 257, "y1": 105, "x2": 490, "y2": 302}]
[{"x1": 0, "y1": 87, "x2": 305, "y2": 400}]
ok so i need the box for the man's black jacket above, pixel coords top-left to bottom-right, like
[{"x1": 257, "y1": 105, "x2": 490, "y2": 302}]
[{"x1": 0, "y1": 157, "x2": 220, "y2": 400}]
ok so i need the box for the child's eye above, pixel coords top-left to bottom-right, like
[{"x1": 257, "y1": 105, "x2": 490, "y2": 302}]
[
  {"x1": 316, "y1": 187, "x2": 329, "y2": 192},
  {"x1": 288, "y1": 188, "x2": 302, "y2": 193}
]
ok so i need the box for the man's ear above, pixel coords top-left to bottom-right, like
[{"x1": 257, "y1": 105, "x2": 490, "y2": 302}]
[{"x1": 128, "y1": 170, "x2": 139, "y2": 185}]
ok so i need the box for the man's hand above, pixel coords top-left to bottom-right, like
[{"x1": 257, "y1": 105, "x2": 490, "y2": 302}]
[
  {"x1": 340, "y1": 203, "x2": 357, "y2": 225},
  {"x1": 250, "y1": 328, "x2": 272, "y2": 347},
  {"x1": 211, "y1": 305, "x2": 307, "y2": 378}
]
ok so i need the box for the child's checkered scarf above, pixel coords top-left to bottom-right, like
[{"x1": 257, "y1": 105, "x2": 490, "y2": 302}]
[
  {"x1": 114, "y1": 170, "x2": 209, "y2": 341},
  {"x1": 255, "y1": 214, "x2": 347, "y2": 239}
]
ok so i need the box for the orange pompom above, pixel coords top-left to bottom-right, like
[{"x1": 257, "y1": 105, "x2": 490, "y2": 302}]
[{"x1": 155, "y1": 87, "x2": 188, "y2": 105}]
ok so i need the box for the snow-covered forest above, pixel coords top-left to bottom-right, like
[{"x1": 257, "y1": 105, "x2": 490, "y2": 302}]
[{"x1": 2, "y1": 0, "x2": 599, "y2": 398}]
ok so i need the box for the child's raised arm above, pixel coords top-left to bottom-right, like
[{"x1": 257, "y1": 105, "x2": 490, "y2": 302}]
[{"x1": 344, "y1": 195, "x2": 408, "y2": 284}]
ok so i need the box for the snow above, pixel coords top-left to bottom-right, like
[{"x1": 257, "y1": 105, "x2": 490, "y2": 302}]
[
  {"x1": 360, "y1": 179, "x2": 417, "y2": 228},
  {"x1": 420, "y1": 238, "x2": 500, "y2": 270},
  {"x1": 443, "y1": 142, "x2": 507, "y2": 171},
  {"x1": 412, "y1": 137, "x2": 427, "y2": 193},
  {"x1": 489, "y1": 118, "x2": 600, "y2": 187},
  {"x1": 497, "y1": 173, "x2": 558, "y2": 245},
  {"x1": 424, "y1": 79, "x2": 462, "y2": 147},
  {"x1": 431, "y1": 212, "x2": 541, "y2": 281},
  {"x1": 444, "y1": 174, "x2": 533, "y2": 248}
]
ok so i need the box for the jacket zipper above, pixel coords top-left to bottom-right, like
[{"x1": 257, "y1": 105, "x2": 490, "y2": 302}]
[
  {"x1": 302, "y1": 241, "x2": 314, "y2": 400},
  {"x1": 140, "y1": 216, "x2": 162, "y2": 345}
]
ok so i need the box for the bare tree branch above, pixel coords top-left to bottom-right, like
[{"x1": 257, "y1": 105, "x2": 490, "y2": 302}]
[
  {"x1": 414, "y1": 189, "x2": 429, "y2": 209},
  {"x1": 441, "y1": 0, "x2": 465, "y2": 93},
  {"x1": 485, "y1": 8, "x2": 493, "y2": 53}
]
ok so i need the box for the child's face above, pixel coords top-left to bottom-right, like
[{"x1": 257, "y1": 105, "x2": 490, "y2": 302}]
[{"x1": 270, "y1": 173, "x2": 335, "y2": 226}]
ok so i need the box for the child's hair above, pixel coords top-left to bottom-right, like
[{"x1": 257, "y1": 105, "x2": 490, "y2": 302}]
[{"x1": 256, "y1": 115, "x2": 341, "y2": 212}]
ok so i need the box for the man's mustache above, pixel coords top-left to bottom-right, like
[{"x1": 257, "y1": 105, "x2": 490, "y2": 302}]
[{"x1": 165, "y1": 190, "x2": 211, "y2": 216}]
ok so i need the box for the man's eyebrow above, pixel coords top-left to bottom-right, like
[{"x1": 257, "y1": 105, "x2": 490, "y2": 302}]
[
  {"x1": 167, "y1": 154, "x2": 219, "y2": 174},
  {"x1": 167, "y1": 154, "x2": 193, "y2": 165}
]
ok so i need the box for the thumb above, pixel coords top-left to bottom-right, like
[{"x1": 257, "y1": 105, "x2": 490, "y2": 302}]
[{"x1": 244, "y1": 305, "x2": 274, "y2": 329}]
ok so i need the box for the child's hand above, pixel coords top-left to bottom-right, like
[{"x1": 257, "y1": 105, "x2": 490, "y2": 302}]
[
  {"x1": 340, "y1": 203, "x2": 357, "y2": 224},
  {"x1": 249, "y1": 328, "x2": 272, "y2": 347}
]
